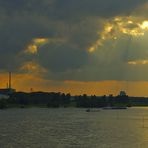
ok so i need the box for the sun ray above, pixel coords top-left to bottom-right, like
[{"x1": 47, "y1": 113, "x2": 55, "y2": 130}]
[
  {"x1": 88, "y1": 16, "x2": 148, "y2": 53},
  {"x1": 24, "y1": 38, "x2": 49, "y2": 54}
]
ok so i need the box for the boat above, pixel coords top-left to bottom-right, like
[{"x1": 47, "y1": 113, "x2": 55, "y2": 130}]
[
  {"x1": 111, "y1": 106, "x2": 127, "y2": 109},
  {"x1": 86, "y1": 108, "x2": 101, "y2": 112},
  {"x1": 86, "y1": 109, "x2": 91, "y2": 112},
  {"x1": 103, "y1": 106, "x2": 127, "y2": 110}
]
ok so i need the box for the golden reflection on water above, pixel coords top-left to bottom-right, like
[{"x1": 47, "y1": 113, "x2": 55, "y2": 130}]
[{"x1": 0, "y1": 108, "x2": 148, "y2": 147}]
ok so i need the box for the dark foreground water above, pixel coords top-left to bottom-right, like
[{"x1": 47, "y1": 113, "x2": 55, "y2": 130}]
[{"x1": 0, "y1": 107, "x2": 148, "y2": 148}]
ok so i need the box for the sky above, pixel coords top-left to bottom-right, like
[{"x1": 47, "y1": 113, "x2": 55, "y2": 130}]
[{"x1": 0, "y1": 0, "x2": 148, "y2": 96}]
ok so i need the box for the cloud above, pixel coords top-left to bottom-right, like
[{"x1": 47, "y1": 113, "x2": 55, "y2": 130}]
[
  {"x1": 36, "y1": 42, "x2": 89, "y2": 72},
  {"x1": 0, "y1": 0, "x2": 148, "y2": 82},
  {"x1": 54, "y1": 0, "x2": 147, "y2": 19}
]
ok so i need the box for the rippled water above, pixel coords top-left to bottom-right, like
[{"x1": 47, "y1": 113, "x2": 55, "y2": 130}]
[{"x1": 0, "y1": 107, "x2": 148, "y2": 148}]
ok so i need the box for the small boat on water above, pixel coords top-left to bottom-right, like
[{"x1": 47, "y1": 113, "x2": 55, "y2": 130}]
[
  {"x1": 86, "y1": 108, "x2": 101, "y2": 112},
  {"x1": 111, "y1": 106, "x2": 127, "y2": 109},
  {"x1": 103, "y1": 106, "x2": 127, "y2": 110},
  {"x1": 86, "y1": 109, "x2": 91, "y2": 112}
]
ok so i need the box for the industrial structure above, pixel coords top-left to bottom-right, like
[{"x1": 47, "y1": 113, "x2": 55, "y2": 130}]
[{"x1": 0, "y1": 72, "x2": 16, "y2": 95}]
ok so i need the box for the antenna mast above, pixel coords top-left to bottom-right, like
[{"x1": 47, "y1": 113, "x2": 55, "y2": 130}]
[{"x1": 9, "y1": 72, "x2": 11, "y2": 89}]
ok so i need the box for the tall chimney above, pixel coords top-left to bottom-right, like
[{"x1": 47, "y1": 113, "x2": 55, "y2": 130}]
[{"x1": 9, "y1": 72, "x2": 11, "y2": 89}]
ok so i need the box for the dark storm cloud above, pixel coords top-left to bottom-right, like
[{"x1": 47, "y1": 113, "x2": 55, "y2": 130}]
[
  {"x1": 1, "y1": 0, "x2": 146, "y2": 18},
  {"x1": 44, "y1": 32, "x2": 148, "y2": 81},
  {"x1": 36, "y1": 43, "x2": 89, "y2": 72},
  {"x1": 54, "y1": 0, "x2": 147, "y2": 20},
  {"x1": 0, "y1": 0, "x2": 147, "y2": 81},
  {"x1": 0, "y1": 4, "x2": 55, "y2": 71}
]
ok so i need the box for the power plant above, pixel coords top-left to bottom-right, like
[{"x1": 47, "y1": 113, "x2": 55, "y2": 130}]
[{"x1": 0, "y1": 72, "x2": 16, "y2": 95}]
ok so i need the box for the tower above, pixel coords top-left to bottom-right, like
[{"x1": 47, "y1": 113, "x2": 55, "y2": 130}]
[{"x1": 8, "y1": 72, "x2": 11, "y2": 89}]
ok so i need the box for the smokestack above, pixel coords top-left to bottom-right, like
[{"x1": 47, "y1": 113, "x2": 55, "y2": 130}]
[{"x1": 9, "y1": 72, "x2": 11, "y2": 89}]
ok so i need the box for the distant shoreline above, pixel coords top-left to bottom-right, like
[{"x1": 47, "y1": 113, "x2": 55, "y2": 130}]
[{"x1": 1, "y1": 91, "x2": 148, "y2": 109}]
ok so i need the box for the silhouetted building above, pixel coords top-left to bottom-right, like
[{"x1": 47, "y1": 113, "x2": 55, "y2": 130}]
[
  {"x1": 0, "y1": 88, "x2": 16, "y2": 95},
  {"x1": 119, "y1": 91, "x2": 127, "y2": 97}
]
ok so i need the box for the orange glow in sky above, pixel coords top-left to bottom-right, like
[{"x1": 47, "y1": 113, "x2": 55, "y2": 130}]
[{"x1": 0, "y1": 72, "x2": 148, "y2": 96}]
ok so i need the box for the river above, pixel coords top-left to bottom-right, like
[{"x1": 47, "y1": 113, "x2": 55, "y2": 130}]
[{"x1": 0, "y1": 107, "x2": 148, "y2": 148}]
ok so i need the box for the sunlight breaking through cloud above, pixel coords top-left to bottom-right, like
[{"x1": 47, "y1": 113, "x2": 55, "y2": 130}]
[
  {"x1": 140, "y1": 21, "x2": 148, "y2": 29},
  {"x1": 25, "y1": 38, "x2": 49, "y2": 54},
  {"x1": 128, "y1": 60, "x2": 148, "y2": 65},
  {"x1": 88, "y1": 17, "x2": 148, "y2": 53},
  {"x1": 24, "y1": 37, "x2": 67, "y2": 54},
  {"x1": 20, "y1": 61, "x2": 47, "y2": 74}
]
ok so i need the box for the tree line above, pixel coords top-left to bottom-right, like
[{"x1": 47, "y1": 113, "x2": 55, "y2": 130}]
[{"x1": 0, "y1": 91, "x2": 133, "y2": 109}]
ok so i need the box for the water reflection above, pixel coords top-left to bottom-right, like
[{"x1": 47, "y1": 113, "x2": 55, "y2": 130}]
[{"x1": 0, "y1": 108, "x2": 148, "y2": 147}]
